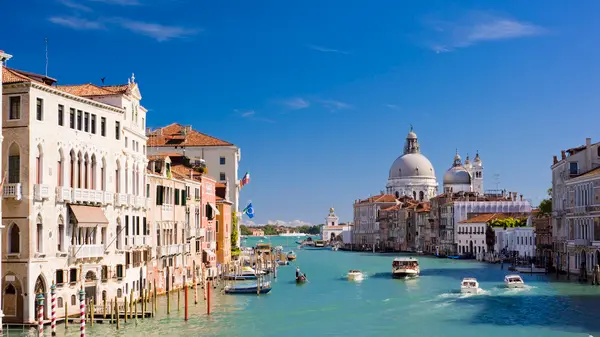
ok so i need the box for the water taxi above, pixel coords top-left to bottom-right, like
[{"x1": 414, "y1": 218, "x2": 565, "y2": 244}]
[
  {"x1": 347, "y1": 270, "x2": 364, "y2": 281},
  {"x1": 314, "y1": 240, "x2": 325, "y2": 248},
  {"x1": 392, "y1": 257, "x2": 420, "y2": 278},
  {"x1": 287, "y1": 251, "x2": 297, "y2": 261},
  {"x1": 504, "y1": 274, "x2": 525, "y2": 288},
  {"x1": 224, "y1": 281, "x2": 272, "y2": 294},
  {"x1": 460, "y1": 277, "x2": 481, "y2": 294}
]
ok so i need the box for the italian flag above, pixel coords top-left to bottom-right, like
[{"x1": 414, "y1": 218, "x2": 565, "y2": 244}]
[{"x1": 240, "y1": 172, "x2": 250, "y2": 188}]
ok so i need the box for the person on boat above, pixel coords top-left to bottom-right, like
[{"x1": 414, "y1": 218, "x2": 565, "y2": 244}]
[{"x1": 296, "y1": 266, "x2": 300, "y2": 278}]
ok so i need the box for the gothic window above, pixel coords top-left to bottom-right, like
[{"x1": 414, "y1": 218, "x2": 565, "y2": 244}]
[{"x1": 8, "y1": 224, "x2": 20, "y2": 254}]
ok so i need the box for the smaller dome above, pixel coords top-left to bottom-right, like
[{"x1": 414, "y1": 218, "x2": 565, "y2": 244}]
[
  {"x1": 464, "y1": 154, "x2": 472, "y2": 169},
  {"x1": 444, "y1": 166, "x2": 472, "y2": 185},
  {"x1": 407, "y1": 130, "x2": 417, "y2": 139}
]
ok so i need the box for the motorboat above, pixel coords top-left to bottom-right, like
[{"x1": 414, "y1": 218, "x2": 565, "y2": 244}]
[
  {"x1": 224, "y1": 281, "x2": 272, "y2": 294},
  {"x1": 504, "y1": 274, "x2": 525, "y2": 288},
  {"x1": 296, "y1": 273, "x2": 307, "y2": 284},
  {"x1": 287, "y1": 251, "x2": 297, "y2": 261},
  {"x1": 347, "y1": 270, "x2": 364, "y2": 281},
  {"x1": 276, "y1": 260, "x2": 289, "y2": 266},
  {"x1": 392, "y1": 257, "x2": 420, "y2": 278},
  {"x1": 223, "y1": 266, "x2": 265, "y2": 280},
  {"x1": 460, "y1": 278, "x2": 481, "y2": 294}
]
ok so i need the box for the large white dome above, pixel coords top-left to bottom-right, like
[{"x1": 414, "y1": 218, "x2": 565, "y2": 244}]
[{"x1": 389, "y1": 153, "x2": 436, "y2": 179}]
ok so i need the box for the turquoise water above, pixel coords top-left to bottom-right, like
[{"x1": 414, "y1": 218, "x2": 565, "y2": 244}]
[{"x1": 13, "y1": 236, "x2": 600, "y2": 337}]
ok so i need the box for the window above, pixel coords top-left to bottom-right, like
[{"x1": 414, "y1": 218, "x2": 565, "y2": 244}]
[
  {"x1": 220, "y1": 157, "x2": 226, "y2": 165},
  {"x1": 143, "y1": 145, "x2": 146, "y2": 154},
  {"x1": 56, "y1": 270, "x2": 64, "y2": 285},
  {"x1": 69, "y1": 268, "x2": 78, "y2": 283},
  {"x1": 146, "y1": 184, "x2": 150, "y2": 198},
  {"x1": 58, "y1": 105, "x2": 64, "y2": 126},
  {"x1": 156, "y1": 185, "x2": 164, "y2": 205},
  {"x1": 77, "y1": 110, "x2": 82, "y2": 130},
  {"x1": 69, "y1": 108, "x2": 75, "y2": 128},
  {"x1": 36, "y1": 98, "x2": 43, "y2": 121},
  {"x1": 101, "y1": 117, "x2": 106, "y2": 136},
  {"x1": 57, "y1": 297, "x2": 64, "y2": 308},
  {"x1": 125, "y1": 136, "x2": 128, "y2": 148},
  {"x1": 216, "y1": 220, "x2": 219, "y2": 233},
  {"x1": 182, "y1": 190, "x2": 187, "y2": 206},
  {"x1": 570, "y1": 162, "x2": 579, "y2": 175},
  {"x1": 102, "y1": 266, "x2": 108, "y2": 282},
  {"x1": 8, "y1": 154, "x2": 20, "y2": 184},
  {"x1": 220, "y1": 172, "x2": 226, "y2": 181},
  {"x1": 84, "y1": 112, "x2": 90, "y2": 132},
  {"x1": 116, "y1": 264, "x2": 124, "y2": 279},
  {"x1": 58, "y1": 224, "x2": 64, "y2": 252},
  {"x1": 115, "y1": 121, "x2": 121, "y2": 140},
  {"x1": 9, "y1": 96, "x2": 20, "y2": 120},
  {"x1": 91, "y1": 114, "x2": 96, "y2": 134},
  {"x1": 71, "y1": 295, "x2": 76, "y2": 306},
  {"x1": 8, "y1": 224, "x2": 20, "y2": 254},
  {"x1": 175, "y1": 189, "x2": 180, "y2": 205}
]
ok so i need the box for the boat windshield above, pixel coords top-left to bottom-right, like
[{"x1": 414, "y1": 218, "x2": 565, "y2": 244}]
[
  {"x1": 508, "y1": 277, "x2": 522, "y2": 283},
  {"x1": 463, "y1": 281, "x2": 477, "y2": 287},
  {"x1": 393, "y1": 260, "x2": 418, "y2": 268}
]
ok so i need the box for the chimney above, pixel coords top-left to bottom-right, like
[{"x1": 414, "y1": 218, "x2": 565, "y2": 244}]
[
  {"x1": 561, "y1": 150, "x2": 566, "y2": 160},
  {"x1": 586, "y1": 138, "x2": 592, "y2": 147},
  {"x1": 185, "y1": 125, "x2": 192, "y2": 134},
  {"x1": 520, "y1": 194, "x2": 523, "y2": 201},
  {"x1": 553, "y1": 155, "x2": 558, "y2": 164},
  {"x1": 146, "y1": 127, "x2": 151, "y2": 136}
]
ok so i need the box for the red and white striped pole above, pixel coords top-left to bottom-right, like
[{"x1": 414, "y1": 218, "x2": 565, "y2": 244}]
[
  {"x1": 50, "y1": 282, "x2": 56, "y2": 336},
  {"x1": 36, "y1": 292, "x2": 44, "y2": 337},
  {"x1": 79, "y1": 287, "x2": 85, "y2": 337}
]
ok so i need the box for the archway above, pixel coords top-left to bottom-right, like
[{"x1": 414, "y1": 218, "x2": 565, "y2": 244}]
[
  {"x1": 34, "y1": 274, "x2": 48, "y2": 320},
  {"x1": 84, "y1": 270, "x2": 97, "y2": 304},
  {"x1": 3, "y1": 274, "x2": 23, "y2": 322},
  {"x1": 330, "y1": 232, "x2": 336, "y2": 241},
  {"x1": 469, "y1": 241, "x2": 474, "y2": 255}
]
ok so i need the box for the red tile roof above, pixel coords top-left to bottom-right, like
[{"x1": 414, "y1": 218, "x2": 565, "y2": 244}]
[
  {"x1": 148, "y1": 123, "x2": 233, "y2": 147},
  {"x1": 459, "y1": 213, "x2": 508, "y2": 224},
  {"x1": 357, "y1": 194, "x2": 398, "y2": 204},
  {"x1": 56, "y1": 83, "x2": 117, "y2": 97}
]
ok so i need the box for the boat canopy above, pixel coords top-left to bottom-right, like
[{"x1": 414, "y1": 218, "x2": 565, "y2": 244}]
[{"x1": 393, "y1": 257, "x2": 417, "y2": 262}]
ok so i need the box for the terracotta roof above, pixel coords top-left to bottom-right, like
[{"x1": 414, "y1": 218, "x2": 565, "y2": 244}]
[
  {"x1": 416, "y1": 202, "x2": 431, "y2": 213},
  {"x1": 459, "y1": 213, "x2": 508, "y2": 224},
  {"x1": 357, "y1": 194, "x2": 398, "y2": 204},
  {"x1": 573, "y1": 166, "x2": 600, "y2": 180},
  {"x1": 171, "y1": 164, "x2": 202, "y2": 182},
  {"x1": 101, "y1": 84, "x2": 129, "y2": 94},
  {"x1": 216, "y1": 182, "x2": 226, "y2": 188},
  {"x1": 216, "y1": 196, "x2": 224, "y2": 201},
  {"x1": 381, "y1": 204, "x2": 401, "y2": 211},
  {"x1": 56, "y1": 83, "x2": 117, "y2": 97},
  {"x1": 2, "y1": 67, "x2": 35, "y2": 84},
  {"x1": 148, "y1": 123, "x2": 234, "y2": 147}
]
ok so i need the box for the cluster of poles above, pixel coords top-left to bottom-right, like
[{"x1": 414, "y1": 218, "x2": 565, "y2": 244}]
[{"x1": 34, "y1": 275, "x2": 215, "y2": 337}]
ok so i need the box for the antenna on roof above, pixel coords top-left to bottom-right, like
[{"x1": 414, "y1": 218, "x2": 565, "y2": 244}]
[
  {"x1": 44, "y1": 37, "x2": 49, "y2": 77},
  {"x1": 493, "y1": 173, "x2": 500, "y2": 190}
]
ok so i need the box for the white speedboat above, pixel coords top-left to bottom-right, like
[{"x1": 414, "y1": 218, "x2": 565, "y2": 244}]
[
  {"x1": 392, "y1": 257, "x2": 420, "y2": 278},
  {"x1": 504, "y1": 274, "x2": 525, "y2": 288},
  {"x1": 347, "y1": 270, "x2": 364, "y2": 281},
  {"x1": 460, "y1": 277, "x2": 481, "y2": 294}
]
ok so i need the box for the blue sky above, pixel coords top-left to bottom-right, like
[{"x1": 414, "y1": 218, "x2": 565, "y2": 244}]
[{"x1": 2, "y1": 0, "x2": 599, "y2": 226}]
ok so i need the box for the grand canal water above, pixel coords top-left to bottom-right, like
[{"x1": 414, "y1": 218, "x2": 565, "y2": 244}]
[{"x1": 12, "y1": 236, "x2": 600, "y2": 337}]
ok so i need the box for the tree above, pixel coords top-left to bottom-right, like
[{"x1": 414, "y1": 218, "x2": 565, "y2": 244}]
[
  {"x1": 263, "y1": 224, "x2": 279, "y2": 235},
  {"x1": 231, "y1": 211, "x2": 239, "y2": 249},
  {"x1": 538, "y1": 199, "x2": 552, "y2": 217},
  {"x1": 240, "y1": 225, "x2": 252, "y2": 236},
  {"x1": 485, "y1": 225, "x2": 496, "y2": 253}
]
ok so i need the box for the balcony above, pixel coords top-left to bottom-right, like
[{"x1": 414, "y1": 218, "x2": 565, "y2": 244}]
[
  {"x1": 145, "y1": 198, "x2": 151, "y2": 209},
  {"x1": 157, "y1": 244, "x2": 183, "y2": 257},
  {"x1": 33, "y1": 184, "x2": 51, "y2": 201},
  {"x1": 207, "y1": 241, "x2": 216, "y2": 250},
  {"x1": 70, "y1": 244, "x2": 105, "y2": 260},
  {"x1": 128, "y1": 194, "x2": 136, "y2": 207},
  {"x1": 135, "y1": 196, "x2": 145, "y2": 209},
  {"x1": 162, "y1": 204, "x2": 173, "y2": 212},
  {"x1": 56, "y1": 187, "x2": 72, "y2": 202},
  {"x1": 569, "y1": 239, "x2": 590, "y2": 246},
  {"x1": 125, "y1": 235, "x2": 151, "y2": 248},
  {"x1": 103, "y1": 192, "x2": 114, "y2": 205},
  {"x1": 3, "y1": 183, "x2": 22, "y2": 200},
  {"x1": 196, "y1": 228, "x2": 206, "y2": 238},
  {"x1": 72, "y1": 188, "x2": 104, "y2": 204},
  {"x1": 114, "y1": 193, "x2": 128, "y2": 207}
]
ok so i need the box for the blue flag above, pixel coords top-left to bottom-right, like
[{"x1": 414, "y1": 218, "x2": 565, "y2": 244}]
[{"x1": 243, "y1": 203, "x2": 254, "y2": 219}]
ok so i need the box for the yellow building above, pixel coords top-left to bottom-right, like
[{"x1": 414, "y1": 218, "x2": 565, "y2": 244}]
[{"x1": 215, "y1": 183, "x2": 232, "y2": 265}]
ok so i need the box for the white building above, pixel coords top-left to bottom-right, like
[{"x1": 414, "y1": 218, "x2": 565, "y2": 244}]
[
  {"x1": 321, "y1": 208, "x2": 351, "y2": 243},
  {"x1": 456, "y1": 214, "x2": 489, "y2": 258},
  {"x1": 146, "y1": 123, "x2": 241, "y2": 246},
  {"x1": 0, "y1": 49, "x2": 12, "y2": 332},
  {"x1": 2, "y1": 68, "x2": 149, "y2": 324},
  {"x1": 551, "y1": 137, "x2": 600, "y2": 274},
  {"x1": 494, "y1": 227, "x2": 536, "y2": 258},
  {"x1": 443, "y1": 151, "x2": 483, "y2": 194},
  {"x1": 386, "y1": 127, "x2": 438, "y2": 201}
]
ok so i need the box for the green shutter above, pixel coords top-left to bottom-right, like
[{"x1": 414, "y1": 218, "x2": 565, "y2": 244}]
[{"x1": 182, "y1": 190, "x2": 187, "y2": 206}]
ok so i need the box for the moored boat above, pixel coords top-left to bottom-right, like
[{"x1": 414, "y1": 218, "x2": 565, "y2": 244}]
[
  {"x1": 347, "y1": 270, "x2": 364, "y2": 281},
  {"x1": 392, "y1": 257, "x2": 420, "y2": 278},
  {"x1": 223, "y1": 266, "x2": 265, "y2": 280},
  {"x1": 287, "y1": 251, "x2": 297, "y2": 261},
  {"x1": 460, "y1": 277, "x2": 481, "y2": 294},
  {"x1": 504, "y1": 274, "x2": 525, "y2": 288},
  {"x1": 224, "y1": 282, "x2": 272, "y2": 294},
  {"x1": 276, "y1": 260, "x2": 289, "y2": 266},
  {"x1": 296, "y1": 274, "x2": 307, "y2": 284}
]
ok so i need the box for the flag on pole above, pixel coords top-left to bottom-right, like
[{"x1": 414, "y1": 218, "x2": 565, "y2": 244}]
[
  {"x1": 242, "y1": 202, "x2": 254, "y2": 219},
  {"x1": 240, "y1": 172, "x2": 250, "y2": 188}
]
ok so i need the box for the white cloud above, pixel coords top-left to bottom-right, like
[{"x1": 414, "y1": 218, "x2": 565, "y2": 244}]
[
  {"x1": 59, "y1": 0, "x2": 93, "y2": 12},
  {"x1": 307, "y1": 44, "x2": 350, "y2": 55},
  {"x1": 425, "y1": 11, "x2": 546, "y2": 53},
  {"x1": 385, "y1": 104, "x2": 399, "y2": 110},
  {"x1": 116, "y1": 19, "x2": 200, "y2": 41},
  {"x1": 88, "y1": 0, "x2": 141, "y2": 5},
  {"x1": 267, "y1": 220, "x2": 314, "y2": 227},
  {"x1": 234, "y1": 109, "x2": 275, "y2": 123},
  {"x1": 240, "y1": 110, "x2": 255, "y2": 118},
  {"x1": 281, "y1": 97, "x2": 310, "y2": 110},
  {"x1": 48, "y1": 16, "x2": 104, "y2": 30},
  {"x1": 318, "y1": 99, "x2": 352, "y2": 112},
  {"x1": 241, "y1": 220, "x2": 257, "y2": 227}
]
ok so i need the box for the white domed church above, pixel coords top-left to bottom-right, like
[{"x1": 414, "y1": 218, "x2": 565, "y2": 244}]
[
  {"x1": 443, "y1": 151, "x2": 484, "y2": 194},
  {"x1": 386, "y1": 127, "x2": 439, "y2": 201}
]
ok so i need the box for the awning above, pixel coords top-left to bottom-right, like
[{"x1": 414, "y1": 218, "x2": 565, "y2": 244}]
[
  {"x1": 69, "y1": 205, "x2": 109, "y2": 227},
  {"x1": 203, "y1": 249, "x2": 216, "y2": 257},
  {"x1": 208, "y1": 202, "x2": 220, "y2": 216}
]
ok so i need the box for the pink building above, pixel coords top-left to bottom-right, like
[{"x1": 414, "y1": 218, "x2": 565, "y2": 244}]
[{"x1": 199, "y1": 175, "x2": 218, "y2": 276}]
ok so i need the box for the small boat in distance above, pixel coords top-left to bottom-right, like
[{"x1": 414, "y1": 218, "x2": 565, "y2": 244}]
[
  {"x1": 314, "y1": 240, "x2": 325, "y2": 248},
  {"x1": 276, "y1": 260, "x2": 289, "y2": 266},
  {"x1": 460, "y1": 277, "x2": 481, "y2": 294},
  {"x1": 223, "y1": 266, "x2": 265, "y2": 280},
  {"x1": 287, "y1": 251, "x2": 297, "y2": 261},
  {"x1": 224, "y1": 282, "x2": 272, "y2": 294},
  {"x1": 347, "y1": 270, "x2": 364, "y2": 281},
  {"x1": 504, "y1": 274, "x2": 525, "y2": 288},
  {"x1": 392, "y1": 257, "x2": 420, "y2": 278}
]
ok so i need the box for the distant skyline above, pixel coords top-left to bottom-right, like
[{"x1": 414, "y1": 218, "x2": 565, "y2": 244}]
[{"x1": 2, "y1": 0, "x2": 599, "y2": 227}]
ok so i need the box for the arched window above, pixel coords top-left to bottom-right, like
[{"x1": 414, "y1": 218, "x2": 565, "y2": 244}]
[
  {"x1": 116, "y1": 218, "x2": 122, "y2": 250},
  {"x1": 419, "y1": 191, "x2": 424, "y2": 201},
  {"x1": 125, "y1": 162, "x2": 129, "y2": 194},
  {"x1": 115, "y1": 160, "x2": 121, "y2": 193},
  {"x1": 8, "y1": 224, "x2": 20, "y2": 254},
  {"x1": 101, "y1": 158, "x2": 106, "y2": 190},
  {"x1": 69, "y1": 150, "x2": 75, "y2": 188},
  {"x1": 36, "y1": 144, "x2": 43, "y2": 184},
  {"x1": 412, "y1": 191, "x2": 416, "y2": 200},
  {"x1": 70, "y1": 295, "x2": 76, "y2": 306},
  {"x1": 91, "y1": 155, "x2": 97, "y2": 190},
  {"x1": 8, "y1": 143, "x2": 20, "y2": 184},
  {"x1": 36, "y1": 214, "x2": 43, "y2": 253},
  {"x1": 57, "y1": 149, "x2": 64, "y2": 186},
  {"x1": 77, "y1": 152, "x2": 83, "y2": 188},
  {"x1": 84, "y1": 153, "x2": 89, "y2": 189},
  {"x1": 57, "y1": 297, "x2": 64, "y2": 308}
]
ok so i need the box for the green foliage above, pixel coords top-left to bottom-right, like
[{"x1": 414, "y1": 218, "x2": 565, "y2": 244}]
[
  {"x1": 240, "y1": 224, "x2": 252, "y2": 236},
  {"x1": 296, "y1": 224, "x2": 324, "y2": 235},
  {"x1": 231, "y1": 211, "x2": 239, "y2": 249},
  {"x1": 488, "y1": 217, "x2": 527, "y2": 228},
  {"x1": 538, "y1": 199, "x2": 552, "y2": 217},
  {"x1": 485, "y1": 225, "x2": 496, "y2": 252},
  {"x1": 263, "y1": 224, "x2": 279, "y2": 236},
  {"x1": 231, "y1": 247, "x2": 241, "y2": 257}
]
